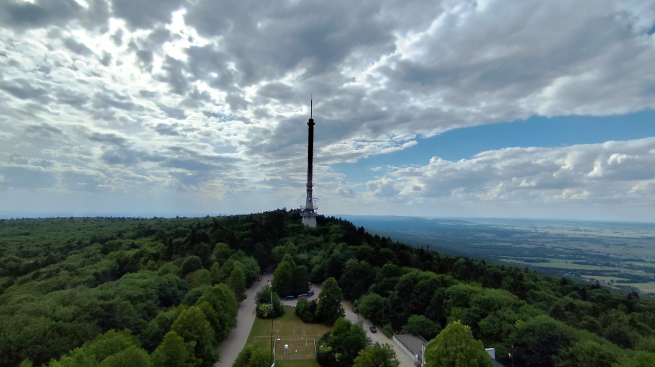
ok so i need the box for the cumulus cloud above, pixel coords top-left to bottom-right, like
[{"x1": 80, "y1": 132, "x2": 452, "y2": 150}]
[
  {"x1": 367, "y1": 177, "x2": 400, "y2": 198},
  {"x1": 0, "y1": 0, "x2": 655, "y2": 218},
  {"x1": 391, "y1": 138, "x2": 655, "y2": 205}
]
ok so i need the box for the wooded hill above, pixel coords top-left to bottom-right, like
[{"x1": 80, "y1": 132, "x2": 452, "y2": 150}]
[{"x1": 1, "y1": 210, "x2": 654, "y2": 367}]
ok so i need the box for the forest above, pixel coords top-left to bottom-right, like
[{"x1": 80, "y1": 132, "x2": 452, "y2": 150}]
[{"x1": 1, "y1": 210, "x2": 655, "y2": 367}]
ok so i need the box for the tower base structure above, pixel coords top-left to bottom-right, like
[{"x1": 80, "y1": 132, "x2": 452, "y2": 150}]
[{"x1": 301, "y1": 215, "x2": 316, "y2": 228}]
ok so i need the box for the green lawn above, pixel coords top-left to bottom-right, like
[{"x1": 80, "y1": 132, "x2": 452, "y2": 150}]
[{"x1": 245, "y1": 307, "x2": 332, "y2": 367}]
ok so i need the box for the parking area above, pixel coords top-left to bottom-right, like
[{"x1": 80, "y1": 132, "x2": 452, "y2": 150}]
[{"x1": 279, "y1": 283, "x2": 323, "y2": 307}]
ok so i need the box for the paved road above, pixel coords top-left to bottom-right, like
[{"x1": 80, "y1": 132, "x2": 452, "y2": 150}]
[
  {"x1": 342, "y1": 301, "x2": 415, "y2": 367},
  {"x1": 215, "y1": 273, "x2": 273, "y2": 367},
  {"x1": 280, "y1": 283, "x2": 322, "y2": 307}
]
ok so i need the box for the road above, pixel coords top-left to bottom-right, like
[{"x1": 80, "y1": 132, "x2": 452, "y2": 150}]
[
  {"x1": 342, "y1": 301, "x2": 415, "y2": 367},
  {"x1": 279, "y1": 283, "x2": 322, "y2": 307},
  {"x1": 215, "y1": 273, "x2": 273, "y2": 367},
  {"x1": 214, "y1": 280, "x2": 414, "y2": 367}
]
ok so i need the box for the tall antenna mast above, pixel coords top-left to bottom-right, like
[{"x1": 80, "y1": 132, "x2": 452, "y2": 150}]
[{"x1": 300, "y1": 96, "x2": 317, "y2": 228}]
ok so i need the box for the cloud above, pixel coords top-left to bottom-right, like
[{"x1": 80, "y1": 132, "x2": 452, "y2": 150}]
[
  {"x1": 391, "y1": 137, "x2": 655, "y2": 204},
  {"x1": 63, "y1": 38, "x2": 93, "y2": 55},
  {"x1": 1, "y1": 0, "x2": 655, "y2": 219},
  {"x1": 0, "y1": 0, "x2": 82, "y2": 29},
  {"x1": 110, "y1": 0, "x2": 185, "y2": 30},
  {"x1": 366, "y1": 177, "x2": 399, "y2": 198},
  {"x1": 157, "y1": 103, "x2": 186, "y2": 119},
  {"x1": 0, "y1": 79, "x2": 48, "y2": 101}
]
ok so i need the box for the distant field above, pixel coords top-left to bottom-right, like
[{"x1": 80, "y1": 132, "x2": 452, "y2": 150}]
[
  {"x1": 501, "y1": 258, "x2": 614, "y2": 271},
  {"x1": 342, "y1": 215, "x2": 655, "y2": 295}
]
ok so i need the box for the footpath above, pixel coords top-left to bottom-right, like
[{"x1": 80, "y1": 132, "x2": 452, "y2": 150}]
[{"x1": 215, "y1": 273, "x2": 273, "y2": 367}]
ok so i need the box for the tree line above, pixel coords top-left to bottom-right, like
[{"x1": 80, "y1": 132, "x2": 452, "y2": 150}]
[{"x1": 2, "y1": 210, "x2": 655, "y2": 366}]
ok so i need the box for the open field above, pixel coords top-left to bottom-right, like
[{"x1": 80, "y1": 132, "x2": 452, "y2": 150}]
[
  {"x1": 245, "y1": 307, "x2": 331, "y2": 367},
  {"x1": 342, "y1": 215, "x2": 655, "y2": 295}
]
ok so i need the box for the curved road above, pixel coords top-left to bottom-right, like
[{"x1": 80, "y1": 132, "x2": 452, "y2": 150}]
[
  {"x1": 215, "y1": 279, "x2": 413, "y2": 367},
  {"x1": 342, "y1": 301, "x2": 414, "y2": 367},
  {"x1": 215, "y1": 273, "x2": 273, "y2": 367}
]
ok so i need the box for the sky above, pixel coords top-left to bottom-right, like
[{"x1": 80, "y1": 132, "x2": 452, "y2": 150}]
[{"x1": 1, "y1": 0, "x2": 655, "y2": 221}]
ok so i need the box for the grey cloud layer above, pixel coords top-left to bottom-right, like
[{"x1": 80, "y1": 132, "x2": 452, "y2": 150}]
[{"x1": 1, "y1": 0, "x2": 654, "y2": 218}]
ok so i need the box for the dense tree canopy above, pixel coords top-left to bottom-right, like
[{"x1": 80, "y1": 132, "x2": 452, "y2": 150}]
[
  {"x1": 317, "y1": 318, "x2": 369, "y2": 367},
  {"x1": 424, "y1": 321, "x2": 492, "y2": 367},
  {"x1": 316, "y1": 277, "x2": 345, "y2": 325},
  {"x1": 1, "y1": 210, "x2": 655, "y2": 367},
  {"x1": 352, "y1": 343, "x2": 400, "y2": 367}
]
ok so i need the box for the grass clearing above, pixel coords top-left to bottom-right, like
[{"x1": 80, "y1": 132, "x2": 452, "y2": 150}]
[{"x1": 245, "y1": 306, "x2": 332, "y2": 367}]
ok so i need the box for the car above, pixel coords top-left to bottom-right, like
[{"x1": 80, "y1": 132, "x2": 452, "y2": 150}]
[
  {"x1": 369, "y1": 326, "x2": 377, "y2": 333},
  {"x1": 283, "y1": 296, "x2": 295, "y2": 301},
  {"x1": 298, "y1": 294, "x2": 307, "y2": 298},
  {"x1": 352, "y1": 307, "x2": 359, "y2": 313},
  {"x1": 307, "y1": 290, "x2": 315, "y2": 296}
]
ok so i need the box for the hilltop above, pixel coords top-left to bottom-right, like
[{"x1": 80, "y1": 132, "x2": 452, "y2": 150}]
[{"x1": 1, "y1": 210, "x2": 655, "y2": 367}]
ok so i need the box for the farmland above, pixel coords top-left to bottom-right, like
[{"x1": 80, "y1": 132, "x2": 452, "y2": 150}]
[{"x1": 342, "y1": 215, "x2": 655, "y2": 295}]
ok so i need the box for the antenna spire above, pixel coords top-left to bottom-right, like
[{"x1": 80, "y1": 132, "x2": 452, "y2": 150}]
[{"x1": 311, "y1": 95, "x2": 312, "y2": 119}]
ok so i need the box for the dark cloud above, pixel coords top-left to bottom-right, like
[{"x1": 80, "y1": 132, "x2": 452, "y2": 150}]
[
  {"x1": 111, "y1": 29, "x2": 123, "y2": 45},
  {"x1": 25, "y1": 123, "x2": 62, "y2": 138},
  {"x1": 56, "y1": 89, "x2": 90, "y2": 108},
  {"x1": 110, "y1": 0, "x2": 185, "y2": 29},
  {"x1": 154, "y1": 123, "x2": 179, "y2": 136},
  {"x1": 99, "y1": 51, "x2": 112, "y2": 66},
  {"x1": 9, "y1": 154, "x2": 28, "y2": 165},
  {"x1": 257, "y1": 82, "x2": 294, "y2": 101},
  {"x1": 185, "y1": 0, "x2": 395, "y2": 85},
  {"x1": 93, "y1": 90, "x2": 141, "y2": 111},
  {"x1": 89, "y1": 132, "x2": 127, "y2": 146},
  {"x1": 157, "y1": 103, "x2": 186, "y2": 119},
  {"x1": 0, "y1": 0, "x2": 81, "y2": 29},
  {"x1": 0, "y1": 166, "x2": 56, "y2": 189},
  {"x1": 225, "y1": 94, "x2": 248, "y2": 111},
  {"x1": 136, "y1": 49, "x2": 153, "y2": 64},
  {"x1": 158, "y1": 55, "x2": 188, "y2": 95},
  {"x1": 0, "y1": 79, "x2": 48, "y2": 101},
  {"x1": 186, "y1": 45, "x2": 237, "y2": 91},
  {"x1": 139, "y1": 90, "x2": 158, "y2": 98}
]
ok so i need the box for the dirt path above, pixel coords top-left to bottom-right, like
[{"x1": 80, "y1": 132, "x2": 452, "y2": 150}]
[
  {"x1": 215, "y1": 273, "x2": 273, "y2": 367},
  {"x1": 342, "y1": 301, "x2": 415, "y2": 367}
]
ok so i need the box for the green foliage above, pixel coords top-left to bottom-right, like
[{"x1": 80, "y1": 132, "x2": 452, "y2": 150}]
[
  {"x1": 352, "y1": 343, "x2": 400, "y2": 367},
  {"x1": 510, "y1": 315, "x2": 577, "y2": 367},
  {"x1": 614, "y1": 351, "x2": 655, "y2": 367},
  {"x1": 151, "y1": 331, "x2": 200, "y2": 367},
  {"x1": 186, "y1": 269, "x2": 212, "y2": 289},
  {"x1": 357, "y1": 293, "x2": 389, "y2": 327},
  {"x1": 233, "y1": 346, "x2": 270, "y2": 367},
  {"x1": 19, "y1": 360, "x2": 33, "y2": 367},
  {"x1": 404, "y1": 315, "x2": 442, "y2": 340},
  {"x1": 424, "y1": 321, "x2": 492, "y2": 367},
  {"x1": 255, "y1": 285, "x2": 284, "y2": 319},
  {"x1": 296, "y1": 298, "x2": 319, "y2": 323},
  {"x1": 340, "y1": 259, "x2": 375, "y2": 301},
  {"x1": 227, "y1": 266, "x2": 246, "y2": 301},
  {"x1": 195, "y1": 284, "x2": 238, "y2": 343},
  {"x1": 209, "y1": 263, "x2": 221, "y2": 284},
  {"x1": 316, "y1": 277, "x2": 345, "y2": 325},
  {"x1": 171, "y1": 306, "x2": 218, "y2": 367},
  {"x1": 317, "y1": 318, "x2": 370, "y2": 367},
  {"x1": 2, "y1": 211, "x2": 655, "y2": 367},
  {"x1": 272, "y1": 260, "x2": 295, "y2": 297},
  {"x1": 273, "y1": 243, "x2": 298, "y2": 263},
  {"x1": 97, "y1": 346, "x2": 151, "y2": 367},
  {"x1": 181, "y1": 256, "x2": 204, "y2": 277},
  {"x1": 212, "y1": 243, "x2": 232, "y2": 265}
]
